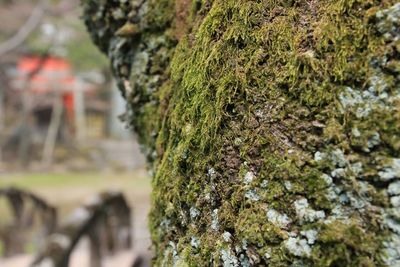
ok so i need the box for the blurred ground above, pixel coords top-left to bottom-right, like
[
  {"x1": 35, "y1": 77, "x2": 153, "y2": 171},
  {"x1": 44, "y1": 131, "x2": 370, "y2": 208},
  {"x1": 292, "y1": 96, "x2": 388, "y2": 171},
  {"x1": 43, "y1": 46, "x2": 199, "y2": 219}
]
[{"x1": 0, "y1": 170, "x2": 152, "y2": 267}]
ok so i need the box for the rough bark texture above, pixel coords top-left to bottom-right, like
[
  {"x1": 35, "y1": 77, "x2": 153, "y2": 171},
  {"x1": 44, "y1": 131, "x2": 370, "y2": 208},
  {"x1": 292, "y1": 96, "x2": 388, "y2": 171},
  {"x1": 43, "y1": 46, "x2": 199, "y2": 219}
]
[{"x1": 82, "y1": 1, "x2": 400, "y2": 266}]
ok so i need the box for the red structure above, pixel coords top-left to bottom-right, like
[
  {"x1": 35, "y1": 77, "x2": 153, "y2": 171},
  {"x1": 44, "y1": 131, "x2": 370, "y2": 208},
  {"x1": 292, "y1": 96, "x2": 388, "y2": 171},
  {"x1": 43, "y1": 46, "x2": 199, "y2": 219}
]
[
  {"x1": 17, "y1": 56, "x2": 75, "y2": 92},
  {"x1": 15, "y1": 56, "x2": 76, "y2": 125}
]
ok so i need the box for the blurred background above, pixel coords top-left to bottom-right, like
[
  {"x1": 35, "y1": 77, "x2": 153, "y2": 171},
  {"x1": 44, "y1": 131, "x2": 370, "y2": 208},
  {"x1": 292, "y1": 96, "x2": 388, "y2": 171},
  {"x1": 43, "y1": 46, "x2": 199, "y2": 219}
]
[{"x1": 0, "y1": 0, "x2": 151, "y2": 266}]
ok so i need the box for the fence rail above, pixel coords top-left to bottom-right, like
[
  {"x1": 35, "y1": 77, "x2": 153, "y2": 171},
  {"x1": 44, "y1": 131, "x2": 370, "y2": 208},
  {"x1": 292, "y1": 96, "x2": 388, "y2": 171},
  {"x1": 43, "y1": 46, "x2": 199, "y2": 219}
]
[
  {"x1": 30, "y1": 191, "x2": 136, "y2": 267},
  {"x1": 0, "y1": 187, "x2": 57, "y2": 257}
]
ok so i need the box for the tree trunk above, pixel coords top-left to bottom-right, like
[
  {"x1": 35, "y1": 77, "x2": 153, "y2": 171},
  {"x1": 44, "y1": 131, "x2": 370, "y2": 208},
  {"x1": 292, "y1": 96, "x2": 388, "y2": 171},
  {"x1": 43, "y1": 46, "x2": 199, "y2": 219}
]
[
  {"x1": 42, "y1": 92, "x2": 63, "y2": 168},
  {"x1": 82, "y1": 1, "x2": 400, "y2": 266}
]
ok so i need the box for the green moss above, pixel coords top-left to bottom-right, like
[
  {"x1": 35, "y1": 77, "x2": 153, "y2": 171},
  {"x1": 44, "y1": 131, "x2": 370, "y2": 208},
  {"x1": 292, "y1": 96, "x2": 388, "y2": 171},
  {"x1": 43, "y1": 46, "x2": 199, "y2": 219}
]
[
  {"x1": 311, "y1": 221, "x2": 385, "y2": 267},
  {"x1": 82, "y1": 0, "x2": 400, "y2": 265}
]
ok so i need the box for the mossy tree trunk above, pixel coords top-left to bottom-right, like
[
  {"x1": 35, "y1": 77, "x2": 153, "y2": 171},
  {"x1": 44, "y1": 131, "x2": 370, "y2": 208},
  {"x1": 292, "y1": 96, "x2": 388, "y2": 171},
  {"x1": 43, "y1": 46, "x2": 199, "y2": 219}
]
[{"x1": 82, "y1": 1, "x2": 400, "y2": 266}]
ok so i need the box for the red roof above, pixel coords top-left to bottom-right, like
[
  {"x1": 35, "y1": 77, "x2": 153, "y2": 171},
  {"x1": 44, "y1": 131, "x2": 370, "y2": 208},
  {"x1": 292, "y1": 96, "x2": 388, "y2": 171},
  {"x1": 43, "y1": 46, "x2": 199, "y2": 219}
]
[
  {"x1": 19, "y1": 56, "x2": 71, "y2": 72},
  {"x1": 16, "y1": 56, "x2": 75, "y2": 93}
]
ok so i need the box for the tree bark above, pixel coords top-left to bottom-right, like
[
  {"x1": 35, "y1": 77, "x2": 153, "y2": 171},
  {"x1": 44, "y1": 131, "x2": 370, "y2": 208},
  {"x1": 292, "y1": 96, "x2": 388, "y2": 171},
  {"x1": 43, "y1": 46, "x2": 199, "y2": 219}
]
[{"x1": 82, "y1": 1, "x2": 400, "y2": 266}]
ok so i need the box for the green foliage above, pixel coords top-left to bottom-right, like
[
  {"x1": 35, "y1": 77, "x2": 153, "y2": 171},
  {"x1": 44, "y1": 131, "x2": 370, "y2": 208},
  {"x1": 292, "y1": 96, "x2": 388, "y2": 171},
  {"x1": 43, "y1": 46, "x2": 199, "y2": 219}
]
[{"x1": 66, "y1": 34, "x2": 109, "y2": 71}]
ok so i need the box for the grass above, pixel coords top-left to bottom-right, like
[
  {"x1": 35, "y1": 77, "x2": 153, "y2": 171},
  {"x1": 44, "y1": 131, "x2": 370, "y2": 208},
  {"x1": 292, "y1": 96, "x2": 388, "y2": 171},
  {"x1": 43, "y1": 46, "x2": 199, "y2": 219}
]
[{"x1": 0, "y1": 171, "x2": 150, "y2": 191}]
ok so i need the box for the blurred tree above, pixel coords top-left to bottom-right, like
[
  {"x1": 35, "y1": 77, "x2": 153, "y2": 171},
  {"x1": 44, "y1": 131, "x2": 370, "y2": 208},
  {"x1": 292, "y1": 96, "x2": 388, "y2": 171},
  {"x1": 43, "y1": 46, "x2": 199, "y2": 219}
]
[
  {"x1": 0, "y1": 0, "x2": 110, "y2": 167},
  {"x1": 0, "y1": 0, "x2": 107, "y2": 70}
]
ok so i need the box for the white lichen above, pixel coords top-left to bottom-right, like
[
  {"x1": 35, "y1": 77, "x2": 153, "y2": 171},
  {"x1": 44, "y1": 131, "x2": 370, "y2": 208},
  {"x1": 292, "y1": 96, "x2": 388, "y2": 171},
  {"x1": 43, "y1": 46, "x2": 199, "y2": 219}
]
[
  {"x1": 339, "y1": 87, "x2": 364, "y2": 111},
  {"x1": 378, "y1": 158, "x2": 400, "y2": 181},
  {"x1": 376, "y1": 3, "x2": 400, "y2": 41},
  {"x1": 321, "y1": 173, "x2": 333, "y2": 186},
  {"x1": 388, "y1": 181, "x2": 400, "y2": 196},
  {"x1": 284, "y1": 181, "x2": 293, "y2": 191},
  {"x1": 208, "y1": 167, "x2": 217, "y2": 179},
  {"x1": 191, "y1": 236, "x2": 200, "y2": 248},
  {"x1": 220, "y1": 249, "x2": 239, "y2": 267},
  {"x1": 294, "y1": 198, "x2": 325, "y2": 223},
  {"x1": 339, "y1": 193, "x2": 350, "y2": 204},
  {"x1": 325, "y1": 187, "x2": 338, "y2": 201},
  {"x1": 390, "y1": 196, "x2": 400, "y2": 207},
  {"x1": 330, "y1": 149, "x2": 347, "y2": 168},
  {"x1": 329, "y1": 205, "x2": 351, "y2": 224},
  {"x1": 288, "y1": 231, "x2": 298, "y2": 237},
  {"x1": 267, "y1": 208, "x2": 292, "y2": 229},
  {"x1": 245, "y1": 189, "x2": 260, "y2": 201},
  {"x1": 242, "y1": 239, "x2": 248, "y2": 250},
  {"x1": 382, "y1": 234, "x2": 400, "y2": 266},
  {"x1": 314, "y1": 151, "x2": 326, "y2": 162},
  {"x1": 261, "y1": 180, "x2": 269, "y2": 188},
  {"x1": 162, "y1": 241, "x2": 180, "y2": 266},
  {"x1": 338, "y1": 77, "x2": 395, "y2": 119},
  {"x1": 366, "y1": 132, "x2": 381, "y2": 151},
  {"x1": 244, "y1": 171, "x2": 255, "y2": 184},
  {"x1": 348, "y1": 191, "x2": 368, "y2": 210},
  {"x1": 239, "y1": 254, "x2": 251, "y2": 267},
  {"x1": 379, "y1": 158, "x2": 400, "y2": 181},
  {"x1": 169, "y1": 241, "x2": 180, "y2": 264},
  {"x1": 190, "y1": 207, "x2": 200, "y2": 219},
  {"x1": 284, "y1": 237, "x2": 312, "y2": 257},
  {"x1": 160, "y1": 218, "x2": 171, "y2": 229},
  {"x1": 211, "y1": 209, "x2": 219, "y2": 231},
  {"x1": 300, "y1": 229, "x2": 318, "y2": 245},
  {"x1": 223, "y1": 231, "x2": 232, "y2": 242},
  {"x1": 331, "y1": 168, "x2": 346, "y2": 178},
  {"x1": 350, "y1": 162, "x2": 363, "y2": 175},
  {"x1": 352, "y1": 127, "x2": 361, "y2": 137},
  {"x1": 264, "y1": 248, "x2": 272, "y2": 260},
  {"x1": 384, "y1": 216, "x2": 400, "y2": 234}
]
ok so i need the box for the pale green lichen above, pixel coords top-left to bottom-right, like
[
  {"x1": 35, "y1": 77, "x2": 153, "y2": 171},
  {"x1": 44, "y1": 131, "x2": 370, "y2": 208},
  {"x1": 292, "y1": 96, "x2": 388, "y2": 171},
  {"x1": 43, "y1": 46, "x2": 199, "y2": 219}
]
[
  {"x1": 220, "y1": 248, "x2": 239, "y2": 267},
  {"x1": 243, "y1": 171, "x2": 255, "y2": 184},
  {"x1": 379, "y1": 159, "x2": 400, "y2": 181},
  {"x1": 190, "y1": 236, "x2": 200, "y2": 249},
  {"x1": 266, "y1": 208, "x2": 291, "y2": 229},
  {"x1": 388, "y1": 181, "x2": 400, "y2": 196},
  {"x1": 211, "y1": 209, "x2": 219, "y2": 231},
  {"x1": 222, "y1": 232, "x2": 232, "y2": 243},
  {"x1": 189, "y1": 207, "x2": 200, "y2": 219},
  {"x1": 284, "y1": 237, "x2": 312, "y2": 257},
  {"x1": 300, "y1": 229, "x2": 318, "y2": 245},
  {"x1": 244, "y1": 189, "x2": 260, "y2": 202},
  {"x1": 294, "y1": 198, "x2": 326, "y2": 224}
]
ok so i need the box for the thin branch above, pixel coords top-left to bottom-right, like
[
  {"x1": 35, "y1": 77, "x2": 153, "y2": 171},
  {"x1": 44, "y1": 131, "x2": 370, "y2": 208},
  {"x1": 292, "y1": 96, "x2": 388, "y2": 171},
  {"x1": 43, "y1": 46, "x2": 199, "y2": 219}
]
[
  {"x1": 0, "y1": 1, "x2": 45, "y2": 56},
  {"x1": 0, "y1": 0, "x2": 81, "y2": 57},
  {"x1": 48, "y1": 0, "x2": 80, "y2": 16}
]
